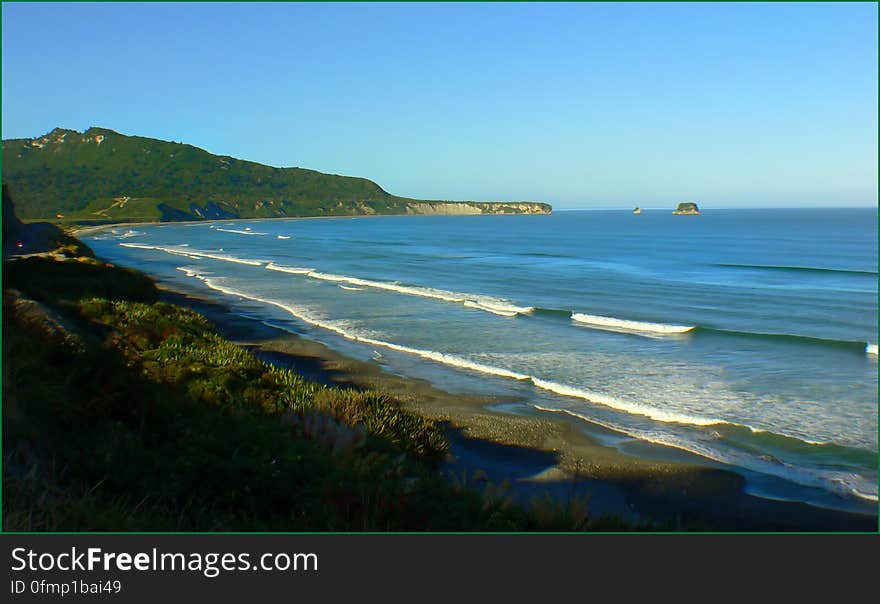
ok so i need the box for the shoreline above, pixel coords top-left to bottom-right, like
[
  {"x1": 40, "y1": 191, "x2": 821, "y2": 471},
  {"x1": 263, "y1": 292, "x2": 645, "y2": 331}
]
[
  {"x1": 68, "y1": 211, "x2": 553, "y2": 238},
  {"x1": 157, "y1": 284, "x2": 878, "y2": 531}
]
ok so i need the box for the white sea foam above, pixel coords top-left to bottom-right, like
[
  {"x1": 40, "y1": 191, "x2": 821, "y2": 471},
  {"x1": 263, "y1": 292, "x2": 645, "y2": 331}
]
[
  {"x1": 119, "y1": 243, "x2": 265, "y2": 266},
  {"x1": 266, "y1": 263, "x2": 314, "y2": 274},
  {"x1": 277, "y1": 235, "x2": 291, "y2": 240},
  {"x1": 571, "y1": 312, "x2": 695, "y2": 335},
  {"x1": 267, "y1": 265, "x2": 533, "y2": 317},
  {"x1": 463, "y1": 300, "x2": 519, "y2": 317},
  {"x1": 176, "y1": 266, "x2": 199, "y2": 278},
  {"x1": 338, "y1": 285, "x2": 363, "y2": 291},
  {"x1": 851, "y1": 488, "x2": 880, "y2": 502},
  {"x1": 866, "y1": 343, "x2": 878, "y2": 356},
  {"x1": 530, "y1": 378, "x2": 722, "y2": 426},
  {"x1": 215, "y1": 227, "x2": 266, "y2": 236},
  {"x1": 92, "y1": 229, "x2": 143, "y2": 241}
]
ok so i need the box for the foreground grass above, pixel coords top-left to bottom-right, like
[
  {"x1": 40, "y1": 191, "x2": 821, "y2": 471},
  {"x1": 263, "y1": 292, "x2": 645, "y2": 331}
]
[{"x1": 3, "y1": 251, "x2": 644, "y2": 531}]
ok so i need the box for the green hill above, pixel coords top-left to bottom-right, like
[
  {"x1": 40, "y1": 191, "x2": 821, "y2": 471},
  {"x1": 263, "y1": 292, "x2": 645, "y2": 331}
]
[{"x1": 1, "y1": 127, "x2": 551, "y2": 223}]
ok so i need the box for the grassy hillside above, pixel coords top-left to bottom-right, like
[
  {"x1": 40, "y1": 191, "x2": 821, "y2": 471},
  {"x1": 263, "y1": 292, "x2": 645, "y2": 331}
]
[{"x1": 2, "y1": 127, "x2": 551, "y2": 222}]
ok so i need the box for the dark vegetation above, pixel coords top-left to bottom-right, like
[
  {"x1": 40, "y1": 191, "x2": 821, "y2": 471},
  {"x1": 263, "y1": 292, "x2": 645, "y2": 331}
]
[
  {"x1": 2, "y1": 191, "x2": 621, "y2": 531},
  {"x1": 2, "y1": 127, "x2": 551, "y2": 223}
]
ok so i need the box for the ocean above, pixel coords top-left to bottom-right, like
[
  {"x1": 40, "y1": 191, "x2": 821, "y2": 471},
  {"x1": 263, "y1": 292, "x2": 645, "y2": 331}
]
[{"x1": 86, "y1": 208, "x2": 879, "y2": 514}]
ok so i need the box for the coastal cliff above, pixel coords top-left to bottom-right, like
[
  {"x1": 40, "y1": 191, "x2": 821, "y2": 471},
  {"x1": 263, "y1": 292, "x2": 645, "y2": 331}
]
[
  {"x1": 672, "y1": 202, "x2": 700, "y2": 215},
  {"x1": 405, "y1": 201, "x2": 551, "y2": 215},
  {"x1": 1, "y1": 127, "x2": 551, "y2": 223}
]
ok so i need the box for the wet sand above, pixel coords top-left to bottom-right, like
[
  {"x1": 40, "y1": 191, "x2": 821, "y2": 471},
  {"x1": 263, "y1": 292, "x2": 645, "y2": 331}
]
[{"x1": 158, "y1": 286, "x2": 878, "y2": 531}]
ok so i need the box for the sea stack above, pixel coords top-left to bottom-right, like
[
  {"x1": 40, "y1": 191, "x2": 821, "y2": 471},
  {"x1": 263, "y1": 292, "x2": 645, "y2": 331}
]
[{"x1": 672, "y1": 202, "x2": 700, "y2": 215}]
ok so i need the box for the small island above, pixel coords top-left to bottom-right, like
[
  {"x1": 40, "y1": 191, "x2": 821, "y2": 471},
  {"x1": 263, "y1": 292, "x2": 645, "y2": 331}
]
[{"x1": 672, "y1": 202, "x2": 700, "y2": 215}]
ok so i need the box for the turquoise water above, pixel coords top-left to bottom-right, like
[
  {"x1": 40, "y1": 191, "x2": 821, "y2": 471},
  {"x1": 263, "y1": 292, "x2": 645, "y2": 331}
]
[{"x1": 87, "y1": 209, "x2": 878, "y2": 513}]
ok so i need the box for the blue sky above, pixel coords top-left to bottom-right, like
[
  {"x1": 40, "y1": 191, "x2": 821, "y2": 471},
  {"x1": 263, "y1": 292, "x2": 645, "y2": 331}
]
[{"x1": 2, "y1": 2, "x2": 877, "y2": 208}]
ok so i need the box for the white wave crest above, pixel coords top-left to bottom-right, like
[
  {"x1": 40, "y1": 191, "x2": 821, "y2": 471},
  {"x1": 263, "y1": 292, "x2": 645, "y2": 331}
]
[
  {"x1": 268, "y1": 265, "x2": 533, "y2": 317},
  {"x1": 866, "y1": 343, "x2": 878, "y2": 356},
  {"x1": 176, "y1": 266, "x2": 199, "y2": 278},
  {"x1": 277, "y1": 235, "x2": 291, "y2": 240},
  {"x1": 119, "y1": 243, "x2": 264, "y2": 266},
  {"x1": 850, "y1": 487, "x2": 880, "y2": 502},
  {"x1": 571, "y1": 312, "x2": 695, "y2": 335},
  {"x1": 215, "y1": 227, "x2": 266, "y2": 236},
  {"x1": 463, "y1": 300, "x2": 519, "y2": 317},
  {"x1": 266, "y1": 263, "x2": 314, "y2": 274},
  {"x1": 92, "y1": 229, "x2": 143, "y2": 241},
  {"x1": 530, "y1": 378, "x2": 722, "y2": 426},
  {"x1": 338, "y1": 285, "x2": 363, "y2": 291}
]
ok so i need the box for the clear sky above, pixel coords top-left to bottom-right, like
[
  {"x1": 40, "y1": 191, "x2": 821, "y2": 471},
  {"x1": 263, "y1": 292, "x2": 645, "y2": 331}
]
[{"x1": 2, "y1": 2, "x2": 877, "y2": 208}]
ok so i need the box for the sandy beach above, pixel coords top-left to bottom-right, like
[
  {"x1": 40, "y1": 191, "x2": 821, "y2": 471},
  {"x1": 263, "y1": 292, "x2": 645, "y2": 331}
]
[{"x1": 157, "y1": 286, "x2": 878, "y2": 531}]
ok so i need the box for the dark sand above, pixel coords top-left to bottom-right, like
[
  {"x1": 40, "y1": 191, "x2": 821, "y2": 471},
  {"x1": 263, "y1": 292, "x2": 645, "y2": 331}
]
[{"x1": 159, "y1": 287, "x2": 878, "y2": 531}]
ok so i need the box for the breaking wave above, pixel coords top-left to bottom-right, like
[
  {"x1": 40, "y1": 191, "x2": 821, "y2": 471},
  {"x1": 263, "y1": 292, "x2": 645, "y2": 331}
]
[
  {"x1": 572, "y1": 312, "x2": 695, "y2": 335},
  {"x1": 119, "y1": 243, "x2": 265, "y2": 266},
  {"x1": 266, "y1": 264, "x2": 533, "y2": 317},
  {"x1": 215, "y1": 227, "x2": 267, "y2": 236}
]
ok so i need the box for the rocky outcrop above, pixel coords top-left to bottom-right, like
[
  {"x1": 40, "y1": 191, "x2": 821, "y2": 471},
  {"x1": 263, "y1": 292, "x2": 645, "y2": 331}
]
[{"x1": 672, "y1": 202, "x2": 700, "y2": 215}]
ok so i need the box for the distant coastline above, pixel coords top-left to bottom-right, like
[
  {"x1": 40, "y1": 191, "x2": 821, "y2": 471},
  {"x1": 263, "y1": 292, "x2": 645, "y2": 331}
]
[
  {"x1": 3, "y1": 127, "x2": 551, "y2": 224},
  {"x1": 68, "y1": 210, "x2": 553, "y2": 238}
]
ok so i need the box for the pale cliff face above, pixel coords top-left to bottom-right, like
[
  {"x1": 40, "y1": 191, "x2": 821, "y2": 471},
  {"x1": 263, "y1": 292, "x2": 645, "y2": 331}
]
[
  {"x1": 405, "y1": 202, "x2": 551, "y2": 215},
  {"x1": 405, "y1": 203, "x2": 482, "y2": 215}
]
